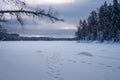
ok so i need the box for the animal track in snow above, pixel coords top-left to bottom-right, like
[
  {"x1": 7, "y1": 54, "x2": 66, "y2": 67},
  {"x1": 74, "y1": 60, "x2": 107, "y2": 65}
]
[{"x1": 46, "y1": 54, "x2": 64, "y2": 80}]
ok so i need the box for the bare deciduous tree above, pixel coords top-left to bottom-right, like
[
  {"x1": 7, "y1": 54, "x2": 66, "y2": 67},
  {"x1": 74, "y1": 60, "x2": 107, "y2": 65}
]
[{"x1": 0, "y1": 0, "x2": 64, "y2": 26}]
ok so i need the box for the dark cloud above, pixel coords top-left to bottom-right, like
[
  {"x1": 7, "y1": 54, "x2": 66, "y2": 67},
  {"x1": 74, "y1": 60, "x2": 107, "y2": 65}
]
[{"x1": 53, "y1": 0, "x2": 113, "y2": 23}]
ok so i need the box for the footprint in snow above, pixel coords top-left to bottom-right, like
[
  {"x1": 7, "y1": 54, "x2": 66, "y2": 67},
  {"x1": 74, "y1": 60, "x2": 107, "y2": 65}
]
[
  {"x1": 46, "y1": 72, "x2": 54, "y2": 77},
  {"x1": 87, "y1": 63, "x2": 92, "y2": 65},
  {"x1": 54, "y1": 76, "x2": 64, "y2": 80},
  {"x1": 56, "y1": 73, "x2": 61, "y2": 76},
  {"x1": 36, "y1": 50, "x2": 46, "y2": 56},
  {"x1": 59, "y1": 63, "x2": 63, "y2": 66},
  {"x1": 100, "y1": 50, "x2": 106, "y2": 52},
  {"x1": 54, "y1": 76, "x2": 59, "y2": 79},
  {"x1": 68, "y1": 59, "x2": 72, "y2": 62},
  {"x1": 117, "y1": 66, "x2": 120, "y2": 69},
  {"x1": 106, "y1": 65, "x2": 112, "y2": 68},
  {"x1": 81, "y1": 61, "x2": 86, "y2": 63},
  {"x1": 77, "y1": 52, "x2": 93, "y2": 57},
  {"x1": 98, "y1": 63, "x2": 105, "y2": 65},
  {"x1": 68, "y1": 59, "x2": 77, "y2": 63},
  {"x1": 37, "y1": 50, "x2": 43, "y2": 53}
]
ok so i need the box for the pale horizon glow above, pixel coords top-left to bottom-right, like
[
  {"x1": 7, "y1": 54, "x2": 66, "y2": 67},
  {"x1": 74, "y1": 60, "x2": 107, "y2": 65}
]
[
  {"x1": 3, "y1": 0, "x2": 113, "y2": 38},
  {"x1": 25, "y1": 0, "x2": 75, "y2": 5}
]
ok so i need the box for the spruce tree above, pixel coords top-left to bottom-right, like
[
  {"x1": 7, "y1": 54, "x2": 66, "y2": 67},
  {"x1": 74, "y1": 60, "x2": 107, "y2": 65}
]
[
  {"x1": 75, "y1": 20, "x2": 83, "y2": 40},
  {"x1": 87, "y1": 10, "x2": 98, "y2": 40},
  {"x1": 111, "y1": 0, "x2": 120, "y2": 41}
]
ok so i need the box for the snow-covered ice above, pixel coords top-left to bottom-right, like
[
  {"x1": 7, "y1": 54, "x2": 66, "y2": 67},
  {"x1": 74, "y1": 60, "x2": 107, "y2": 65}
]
[{"x1": 0, "y1": 41, "x2": 120, "y2": 80}]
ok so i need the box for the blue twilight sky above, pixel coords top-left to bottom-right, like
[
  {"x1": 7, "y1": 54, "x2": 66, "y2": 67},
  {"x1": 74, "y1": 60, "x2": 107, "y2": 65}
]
[{"x1": 3, "y1": 0, "x2": 113, "y2": 38}]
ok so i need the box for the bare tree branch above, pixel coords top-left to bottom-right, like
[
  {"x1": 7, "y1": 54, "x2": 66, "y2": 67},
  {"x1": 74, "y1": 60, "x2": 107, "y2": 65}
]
[
  {"x1": 0, "y1": 0, "x2": 64, "y2": 28},
  {"x1": 0, "y1": 10, "x2": 64, "y2": 21}
]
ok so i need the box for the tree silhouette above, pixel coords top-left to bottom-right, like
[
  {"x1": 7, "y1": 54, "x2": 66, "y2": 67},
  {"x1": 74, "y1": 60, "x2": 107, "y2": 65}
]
[
  {"x1": 0, "y1": 0, "x2": 64, "y2": 27},
  {"x1": 75, "y1": 0, "x2": 120, "y2": 42}
]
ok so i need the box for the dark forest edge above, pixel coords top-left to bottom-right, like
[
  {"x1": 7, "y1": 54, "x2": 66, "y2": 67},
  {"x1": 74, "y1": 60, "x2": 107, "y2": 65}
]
[
  {"x1": 0, "y1": 32, "x2": 119, "y2": 43},
  {"x1": 0, "y1": 32, "x2": 76, "y2": 41},
  {"x1": 75, "y1": 0, "x2": 120, "y2": 42}
]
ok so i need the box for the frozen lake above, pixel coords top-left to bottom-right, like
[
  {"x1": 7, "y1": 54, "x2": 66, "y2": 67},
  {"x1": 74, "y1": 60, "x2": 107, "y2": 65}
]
[{"x1": 0, "y1": 41, "x2": 120, "y2": 80}]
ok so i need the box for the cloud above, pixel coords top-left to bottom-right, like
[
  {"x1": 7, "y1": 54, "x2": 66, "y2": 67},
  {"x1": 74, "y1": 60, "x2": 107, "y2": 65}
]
[
  {"x1": 25, "y1": 0, "x2": 76, "y2": 5},
  {"x1": 2, "y1": 0, "x2": 113, "y2": 37}
]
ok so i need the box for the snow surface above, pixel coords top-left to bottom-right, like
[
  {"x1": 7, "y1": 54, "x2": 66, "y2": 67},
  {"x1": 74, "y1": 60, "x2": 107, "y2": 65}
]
[{"x1": 0, "y1": 41, "x2": 120, "y2": 80}]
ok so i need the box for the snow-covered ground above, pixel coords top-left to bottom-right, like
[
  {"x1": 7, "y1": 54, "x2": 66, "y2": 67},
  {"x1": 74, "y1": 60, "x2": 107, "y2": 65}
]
[{"x1": 0, "y1": 41, "x2": 120, "y2": 80}]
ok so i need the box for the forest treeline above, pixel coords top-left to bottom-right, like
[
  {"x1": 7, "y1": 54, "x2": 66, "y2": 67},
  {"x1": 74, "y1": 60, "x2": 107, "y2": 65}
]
[{"x1": 75, "y1": 0, "x2": 120, "y2": 42}]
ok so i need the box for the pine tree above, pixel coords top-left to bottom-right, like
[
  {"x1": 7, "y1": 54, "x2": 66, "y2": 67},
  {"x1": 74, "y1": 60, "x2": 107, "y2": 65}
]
[
  {"x1": 87, "y1": 10, "x2": 98, "y2": 40},
  {"x1": 111, "y1": 0, "x2": 120, "y2": 41},
  {"x1": 81, "y1": 19, "x2": 88, "y2": 40},
  {"x1": 98, "y1": 2, "x2": 112, "y2": 41},
  {"x1": 75, "y1": 20, "x2": 83, "y2": 40}
]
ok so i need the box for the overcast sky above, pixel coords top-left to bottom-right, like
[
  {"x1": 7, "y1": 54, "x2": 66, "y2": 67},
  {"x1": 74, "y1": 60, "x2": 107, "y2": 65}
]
[{"x1": 4, "y1": 0, "x2": 113, "y2": 38}]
